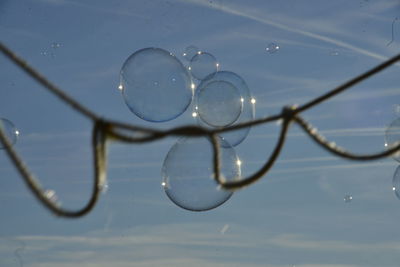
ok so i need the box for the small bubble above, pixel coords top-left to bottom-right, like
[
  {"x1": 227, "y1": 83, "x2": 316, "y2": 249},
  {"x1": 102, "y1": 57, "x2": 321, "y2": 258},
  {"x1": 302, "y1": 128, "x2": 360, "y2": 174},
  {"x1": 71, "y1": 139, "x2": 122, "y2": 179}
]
[
  {"x1": 40, "y1": 51, "x2": 48, "y2": 56},
  {"x1": 330, "y1": 50, "x2": 339, "y2": 56},
  {"x1": 118, "y1": 84, "x2": 123, "y2": 90},
  {"x1": 51, "y1": 42, "x2": 61, "y2": 49},
  {"x1": 189, "y1": 52, "x2": 219, "y2": 80},
  {"x1": 384, "y1": 118, "x2": 400, "y2": 162},
  {"x1": 393, "y1": 166, "x2": 400, "y2": 200},
  {"x1": 0, "y1": 118, "x2": 19, "y2": 149},
  {"x1": 393, "y1": 104, "x2": 400, "y2": 117},
  {"x1": 183, "y1": 45, "x2": 200, "y2": 61},
  {"x1": 344, "y1": 195, "x2": 353, "y2": 203},
  {"x1": 265, "y1": 43, "x2": 280, "y2": 53}
]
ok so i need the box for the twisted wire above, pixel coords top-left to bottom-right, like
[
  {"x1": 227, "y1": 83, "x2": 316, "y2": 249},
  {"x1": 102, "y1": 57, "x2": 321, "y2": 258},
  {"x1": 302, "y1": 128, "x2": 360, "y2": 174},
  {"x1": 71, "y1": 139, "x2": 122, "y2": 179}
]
[{"x1": 1, "y1": 41, "x2": 400, "y2": 217}]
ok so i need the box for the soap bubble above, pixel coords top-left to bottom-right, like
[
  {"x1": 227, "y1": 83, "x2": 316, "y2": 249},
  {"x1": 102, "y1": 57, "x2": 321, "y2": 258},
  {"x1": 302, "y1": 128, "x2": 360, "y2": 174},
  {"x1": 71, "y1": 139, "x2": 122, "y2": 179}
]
[
  {"x1": 162, "y1": 137, "x2": 241, "y2": 211},
  {"x1": 51, "y1": 42, "x2": 61, "y2": 49},
  {"x1": 393, "y1": 104, "x2": 400, "y2": 117},
  {"x1": 330, "y1": 50, "x2": 339, "y2": 56},
  {"x1": 189, "y1": 52, "x2": 219, "y2": 80},
  {"x1": 195, "y1": 80, "x2": 243, "y2": 127},
  {"x1": 0, "y1": 118, "x2": 19, "y2": 149},
  {"x1": 344, "y1": 195, "x2": 353, "y2": 203},
  {"x1": 392, "y1": 165, "x2": 400, "y2": 200},
  {"x1": 385, "y1": 118, "x2": 400, "y2": 162},
  {"x1": 120, "y1": 47, "x2": 193, "y2": 122},
  {"x1": 266, "y1": 43, "x2": 280, "y2": 53},
  {"x1": 193, "y1": 71, "x2": 255, "y2": 147},
  {"x1": 182, "y1": 45, "x2": 200, "y2": 61}
]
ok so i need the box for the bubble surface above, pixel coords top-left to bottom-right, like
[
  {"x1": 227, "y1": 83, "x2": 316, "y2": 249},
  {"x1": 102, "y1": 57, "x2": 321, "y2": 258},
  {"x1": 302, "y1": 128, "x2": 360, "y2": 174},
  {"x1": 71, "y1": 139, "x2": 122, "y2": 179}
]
[
  {"x1": 194, "y1": 71, "x2": 255, "y2": 147},
  {"x1": 266, "y1": 43, "x2": 280, "y2": 53},
  {"x1": 162, "y1": 137, "x2": 241, "y2": 211},
  {"x1": 189, "y1": 52, "x2": 219, "y2": 80},
  {"x1": 120, "y1": 47, "x2": 193, "y2": 122},
  {"x1": 182, "y1": 45, "x2": 200, "y2": 61},
  {"x1": 385, "y1": 118, "x2": 400, "y2": 162},
  {"x1": 195, "y1": 81, "x2": 242, "y2": 127},
  {"x1": 393, "y1": 104, "x2": 400, "y2": 117},
  {"x1": 344, "y1": 195, "x2": 353, "y2": 203},
  {"x1": 0, "y1": 118, "x2": 19, "y2": 149},
  {"x1": 51, "y1": 42, "x2": 61, "y2": 49},
  {"x1": 393, "y1": 166, "x2": 400, "y2": 200}
]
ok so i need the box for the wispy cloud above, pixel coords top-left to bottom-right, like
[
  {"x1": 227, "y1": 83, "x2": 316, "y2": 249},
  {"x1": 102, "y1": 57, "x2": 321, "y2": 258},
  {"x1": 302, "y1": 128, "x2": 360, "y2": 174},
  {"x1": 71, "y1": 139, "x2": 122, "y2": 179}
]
[
  {"x1": 252, "y1": 126, "x2": 386, "y2": 139},
  {"x1": 5, "y1": 223, "x2": 400, "y2": 267},
  {"x1": 179, "y1": 0, "x2": 395, "y2": 62},
  {"x1": 256, "y1": 86, "x2": 400, "y2": 109},
  {"x1": 37, "y1": 0, "x2": 149, "y2": 19},
  {"x1": 268, "y1": 233, "x2": 400, "y2": 252},
  {"x1": 271, "y1": 161, "x2": 394, "y2": 175}
]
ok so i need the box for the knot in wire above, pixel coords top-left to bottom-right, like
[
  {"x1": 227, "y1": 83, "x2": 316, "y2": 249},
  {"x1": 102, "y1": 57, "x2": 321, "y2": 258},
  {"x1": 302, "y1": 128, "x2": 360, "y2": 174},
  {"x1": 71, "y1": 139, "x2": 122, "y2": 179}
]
[{"x1": 281, "y1": 105, "x2": 298, "y2": 123}]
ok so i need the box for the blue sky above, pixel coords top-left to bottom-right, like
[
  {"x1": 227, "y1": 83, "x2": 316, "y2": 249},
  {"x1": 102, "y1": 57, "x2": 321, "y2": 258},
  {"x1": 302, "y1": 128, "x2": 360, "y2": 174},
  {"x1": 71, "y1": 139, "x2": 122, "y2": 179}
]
[{"x1": 1, "y1": 0, "x2": 400, "y2": 266}]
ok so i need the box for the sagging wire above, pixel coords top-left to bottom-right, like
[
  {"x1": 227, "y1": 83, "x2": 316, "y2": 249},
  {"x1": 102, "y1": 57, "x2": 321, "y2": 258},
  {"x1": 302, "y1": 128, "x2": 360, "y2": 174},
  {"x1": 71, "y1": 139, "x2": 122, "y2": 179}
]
[{"x1": 1, "y1": 41, "x2": 400, "y2": 217}]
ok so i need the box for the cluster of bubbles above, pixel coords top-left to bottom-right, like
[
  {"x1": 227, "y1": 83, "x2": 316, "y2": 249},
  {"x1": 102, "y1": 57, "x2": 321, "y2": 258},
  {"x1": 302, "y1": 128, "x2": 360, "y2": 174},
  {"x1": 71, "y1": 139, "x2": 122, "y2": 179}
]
[
  {"x1": 119, "y1": 45, "x2": 256, "y2": 211},
  {"x1": 40, "y1": 42, "x2": 61, "y2": 58},
  {"x1": 385, "y1": 105, "x2": 400, "y2": 200},
  {"x1": 0, "y1": 118, "x2": 19, "y2": 149}
]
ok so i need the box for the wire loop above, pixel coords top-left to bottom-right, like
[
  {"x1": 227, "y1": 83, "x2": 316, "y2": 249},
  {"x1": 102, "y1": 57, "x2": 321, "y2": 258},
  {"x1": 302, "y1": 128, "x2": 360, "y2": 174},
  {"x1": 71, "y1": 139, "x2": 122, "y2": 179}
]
[{"x1": 1, "y1": 41, "x2": 400, "y2": 217}]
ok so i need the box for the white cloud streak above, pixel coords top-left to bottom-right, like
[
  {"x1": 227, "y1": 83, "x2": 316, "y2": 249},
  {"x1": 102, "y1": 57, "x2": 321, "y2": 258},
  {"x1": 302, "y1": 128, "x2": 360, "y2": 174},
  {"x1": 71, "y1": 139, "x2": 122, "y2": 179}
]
[
  {"x1": 180, "y1": 0, "x2": 395, "y2": 62},
  {"x1": 5, "y1": 223, "x2": 400, "y2": 267}
]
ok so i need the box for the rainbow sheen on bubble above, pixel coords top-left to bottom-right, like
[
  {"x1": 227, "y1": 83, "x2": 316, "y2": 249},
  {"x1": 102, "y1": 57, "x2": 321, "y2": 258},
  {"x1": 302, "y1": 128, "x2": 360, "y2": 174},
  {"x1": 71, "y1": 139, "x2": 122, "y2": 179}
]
[
  {"x1": 161, "y1": 137, "x2": 241, "y2": 211},
  {"x1": 120, "y1": 47, "x2": 193, "y2": 122}
]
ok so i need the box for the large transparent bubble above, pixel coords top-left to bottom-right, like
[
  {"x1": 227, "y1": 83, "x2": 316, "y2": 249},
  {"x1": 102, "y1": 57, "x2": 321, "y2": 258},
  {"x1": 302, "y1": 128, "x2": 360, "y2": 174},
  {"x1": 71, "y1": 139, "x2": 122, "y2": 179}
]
[
  {"x1": 119, "y1": 47, "x2": 193, "y2": 122},
  {"x1": 0, "y1": 118, "x2": 19, "y2": 149},
  {"x1": 385, "y1": 118, "x2": 400, "y2": 162},
  {"x1": 193, "y1": 71, "x2": 255, "y2": 147},
  {"x1": 161, "y1": 137, "x2": 241, "y2": 211},
  {"x1": 196, "y1": 80, "x2": 243, "y2": 127}
]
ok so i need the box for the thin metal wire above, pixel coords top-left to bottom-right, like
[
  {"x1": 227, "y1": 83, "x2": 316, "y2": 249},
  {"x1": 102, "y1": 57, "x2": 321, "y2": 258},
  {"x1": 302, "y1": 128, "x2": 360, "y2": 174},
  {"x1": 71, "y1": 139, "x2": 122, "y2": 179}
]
[{"x1": 1, "y1": 41, "x2": 400, "y2": 216}]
